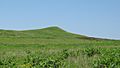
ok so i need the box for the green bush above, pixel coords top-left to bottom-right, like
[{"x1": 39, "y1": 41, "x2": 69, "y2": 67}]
[
  {"x1": 93, "y1": 48, "x2": 120, "y2": 68},
  {"x1": 83, "y1": 48, "x2": 101, "y2": 57}
]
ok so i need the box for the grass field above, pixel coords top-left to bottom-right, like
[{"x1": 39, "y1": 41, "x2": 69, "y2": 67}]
[{"x1": 0, "y1": 26, "x2": 120, "y2": 68}]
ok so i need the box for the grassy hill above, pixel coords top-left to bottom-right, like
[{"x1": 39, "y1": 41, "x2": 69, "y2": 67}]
[
  {"x1": 0, "y1": 26, "x2": 120, "y2": 68},
  {"x1": 0, "y1": 26, "x2": 87, "y2": 38}
]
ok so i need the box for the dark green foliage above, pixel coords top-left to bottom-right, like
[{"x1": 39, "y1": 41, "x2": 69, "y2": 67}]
[
  {"x1": 0, "y1": 56, "x2": 16, "y2": 68},
  {"x1": 93, "y1": 48, "x2": 120, "y2": 68},
  {"x1": 0, "y1": 49, "x2": 82, "y2": 68},
  {"x1": 83, "y1": 48, "x2": 120, "y2": 68},
  {"x1": 23, "y1": 50, "x2": 69, "y2": 68},
  {"x1": 83, "y1": 48, "x2": 101, "y2": 57}
]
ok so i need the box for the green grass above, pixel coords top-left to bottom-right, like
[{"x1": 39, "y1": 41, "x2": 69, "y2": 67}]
[{"x1": 0, "y1": 26, "x2": 120, "y2": 68}]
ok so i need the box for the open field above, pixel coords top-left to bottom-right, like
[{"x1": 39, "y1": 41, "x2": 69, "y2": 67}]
[{"x1": 0, "y1": 27, "x2": 120, "y2": 68}]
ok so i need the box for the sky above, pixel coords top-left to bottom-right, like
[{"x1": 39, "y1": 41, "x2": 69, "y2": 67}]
[{"x1": 0, "y1": 0, "x2": 120, "y2": 39}]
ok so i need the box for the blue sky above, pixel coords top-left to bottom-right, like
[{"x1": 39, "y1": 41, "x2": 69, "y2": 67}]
[{"x1": 0, "y1": 0, "x2": 120, "y2": 39}]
